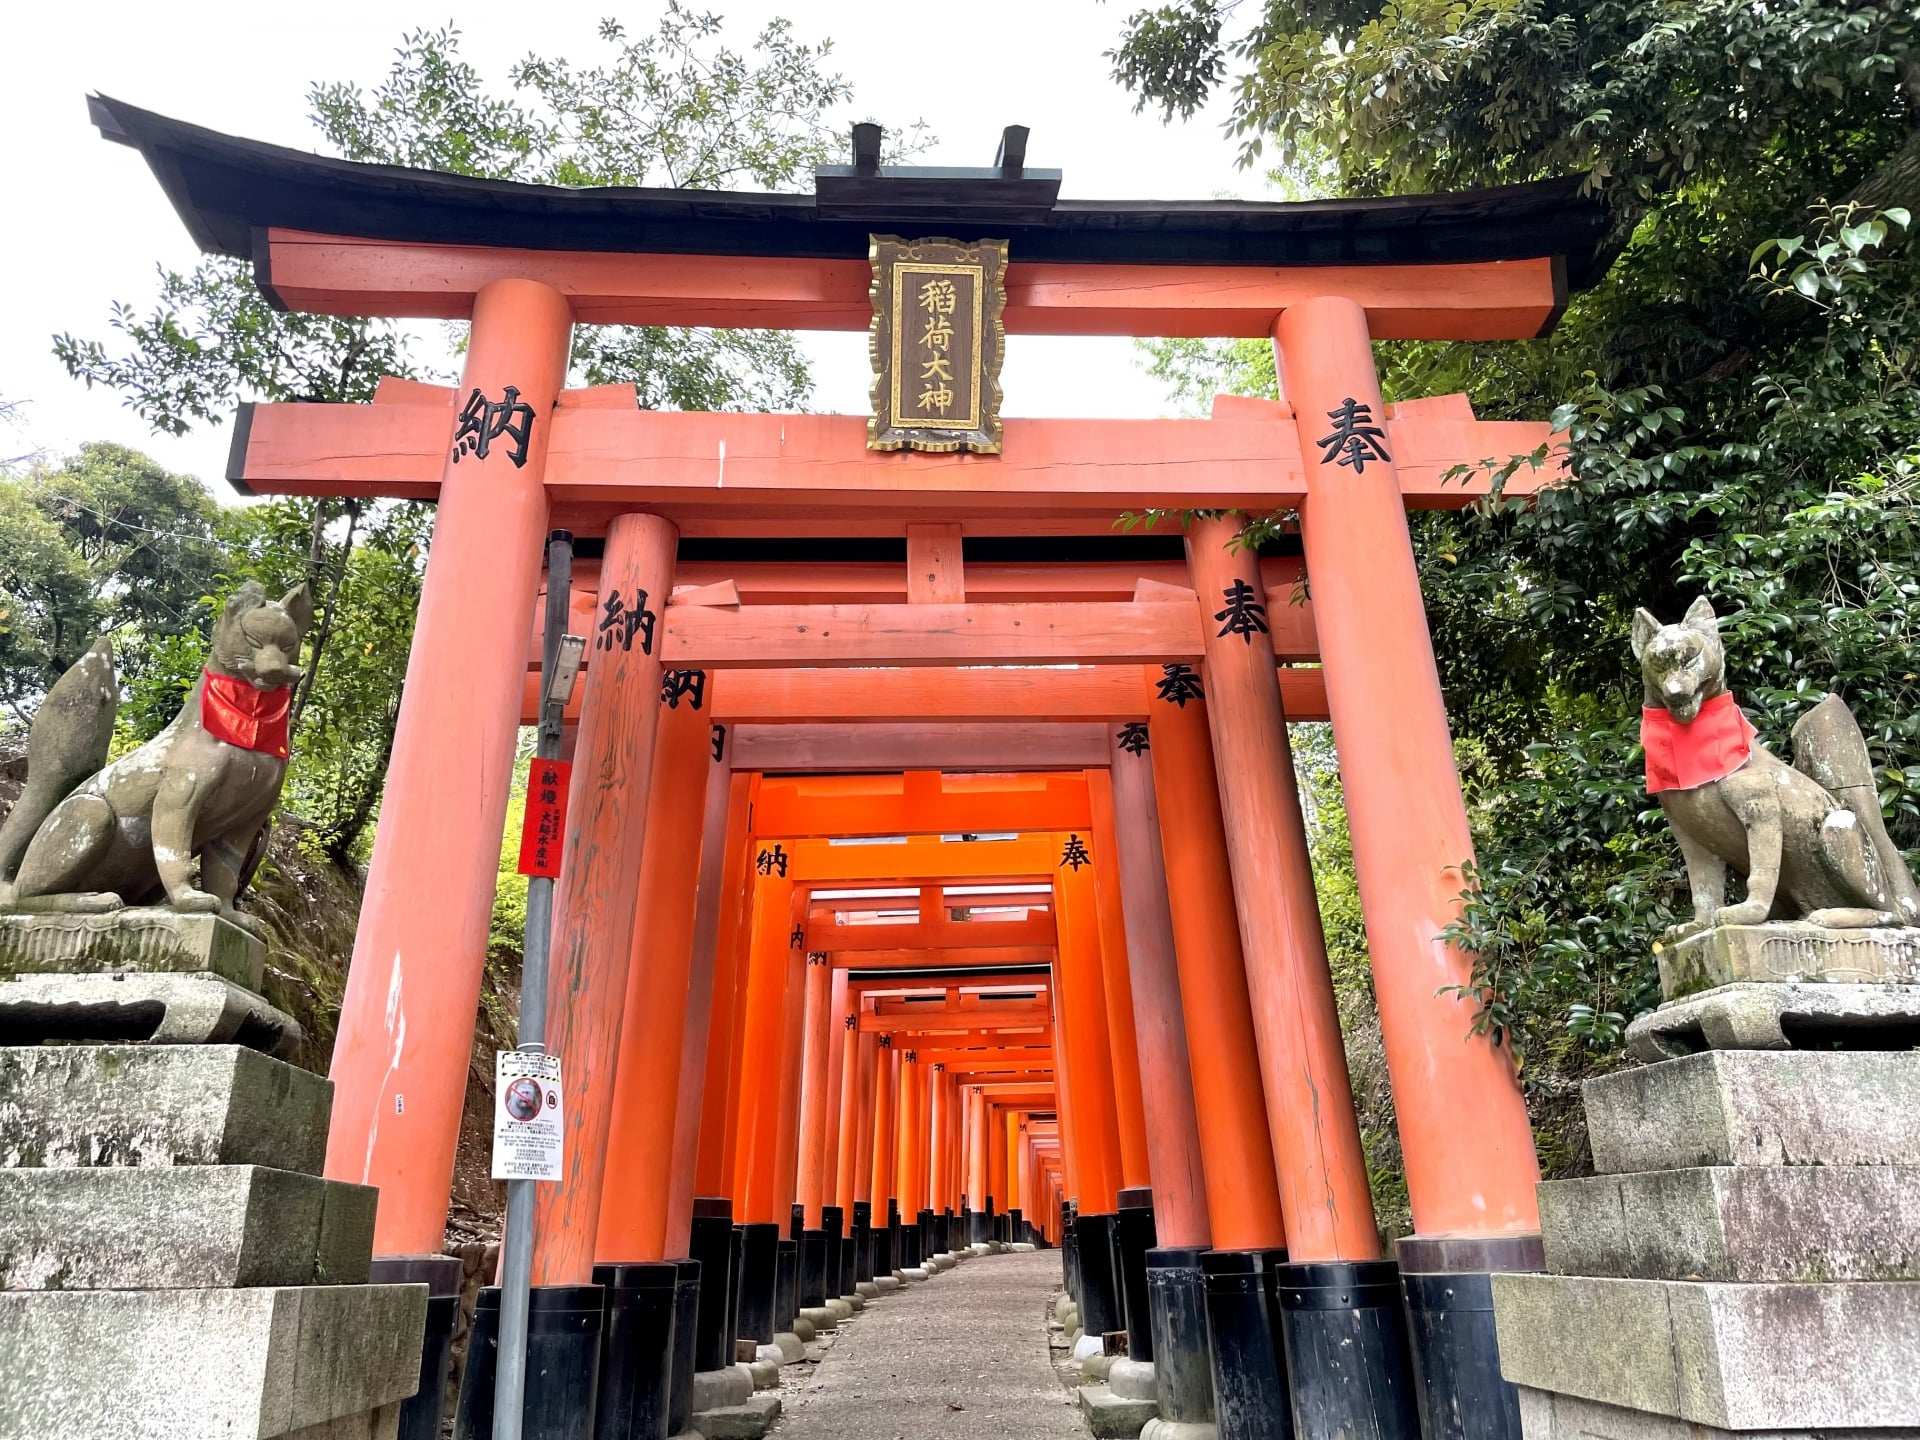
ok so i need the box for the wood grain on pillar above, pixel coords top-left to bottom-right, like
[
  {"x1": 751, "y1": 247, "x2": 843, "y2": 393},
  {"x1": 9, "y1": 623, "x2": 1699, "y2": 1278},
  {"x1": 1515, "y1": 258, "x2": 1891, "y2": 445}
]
[
  {"x1": 1275, "y1": 297, "x2": 1541, "y2": 1237},
  {"x1": 325, "y1": 278, "x2": 571, "y2": 1255},
  {"x1": 1183, "y1": 515, "x2": 1378, "y2": 1261},
  {"x1": 531, "y1": 510, "x2": 678, "y2": 1285}
]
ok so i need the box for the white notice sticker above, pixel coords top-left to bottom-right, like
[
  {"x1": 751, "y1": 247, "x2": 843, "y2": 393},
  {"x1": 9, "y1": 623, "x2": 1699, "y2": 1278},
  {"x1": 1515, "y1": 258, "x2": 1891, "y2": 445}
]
[{"x1": 491, "y1": 1050, "x2": 564, "y2": 1182}]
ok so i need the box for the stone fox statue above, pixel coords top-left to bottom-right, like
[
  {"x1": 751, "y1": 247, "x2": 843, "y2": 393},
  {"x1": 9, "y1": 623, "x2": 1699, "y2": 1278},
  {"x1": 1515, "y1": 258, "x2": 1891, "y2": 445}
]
[
  {"x1": 1634, "y1": 596, "x2": 1920, "y2": 938},
  {"x1": 0, "y1": 582, "x2": 312, "y2": 932}
]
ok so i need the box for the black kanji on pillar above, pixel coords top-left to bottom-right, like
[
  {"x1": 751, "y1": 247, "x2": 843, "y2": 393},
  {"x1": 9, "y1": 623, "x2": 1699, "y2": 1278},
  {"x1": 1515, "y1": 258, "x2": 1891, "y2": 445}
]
[
  {"x1": 1059, "y1": 834, "x2": 1092, "y2": 871},
  {"x1": 661, "y1": 668, "x2": 706, "y2": 709},
  {"x1": 1155, "y1": 663, "x2": 1205, "y2": 707},
  {"x1": 710, "y1": 724, "x2": 727, "y2": 762},
  {"x1": 1215, "y1": 579, "x2": 1270, "y2": 643},
  {"x1": 757, "y1": 843, "x2": 788, "y2": 877},
  {"x1": 450, "y1": 385, "x2": 536, "y2": 468},
  {"x1": 1115, "y1": 721, "x2": 1149, "y2": 756},
  {"x1": 596, "y1": 587, "x2": 657, "y2": 655},
  {"x1": 1315, "y1": 397, "x2": 1392, "y2": 474}
]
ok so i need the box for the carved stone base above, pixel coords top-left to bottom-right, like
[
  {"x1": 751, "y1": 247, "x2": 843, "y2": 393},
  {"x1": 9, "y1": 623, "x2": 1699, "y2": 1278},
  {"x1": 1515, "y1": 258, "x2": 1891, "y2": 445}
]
[
  {"x1": 1626, "y1": 982, "x2": 1920, "y2": 1061},
  {"x1": 1659, "y1": 922, "x2": 1920, "y2": 998},
  {"x1": 0, "y1": 971, "x2": 302, "y2": 1056},
  {"x1": 0, "y1": 909, "x2": 264, "y2": 990}
]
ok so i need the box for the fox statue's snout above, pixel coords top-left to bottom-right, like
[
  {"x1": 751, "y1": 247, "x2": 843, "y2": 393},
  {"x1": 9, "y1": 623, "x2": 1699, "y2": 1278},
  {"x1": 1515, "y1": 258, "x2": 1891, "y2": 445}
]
[{"x1": 1632, "y1": 597, "x2": 1724, "y2": 725}]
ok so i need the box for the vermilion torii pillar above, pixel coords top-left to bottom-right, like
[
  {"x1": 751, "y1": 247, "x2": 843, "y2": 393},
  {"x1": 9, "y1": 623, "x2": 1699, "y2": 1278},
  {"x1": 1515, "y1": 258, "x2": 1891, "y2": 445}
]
[
  {"x1": 1276, "y1": 300, "x2": 1541, "y2": 1248},
  {"x1": 1185, "y1": 514, "x2": 1377, "y2": 1261},
  {"x1": 1141, "y1": 670, "x2": 1287, "y2": 1253},
  {"x1": 1087, "y1": 772, "x2": 1152, "y2": 1195},
  {"x1": 593, "y1": 683, "x2": 713, "y2": 1263},
  {"x1": 323, "y1": 279, "x2": 571, "y2": 1257},
  {"x1": 1104, "y1": 726, "x2": 1209, "y2": 1249},
  {"x1": 663, "y1": 743, "x2": 743, "y2": 1258},
  {"x1": 530, "y1": 510, "x2": 678, "y2": 1285},
  {"x1": 797, "y1": 953, "x2": 836, "y2": 1232},
  {"x1": 1053, "y1": 847, "x2": 1122, "y2": 1214}
]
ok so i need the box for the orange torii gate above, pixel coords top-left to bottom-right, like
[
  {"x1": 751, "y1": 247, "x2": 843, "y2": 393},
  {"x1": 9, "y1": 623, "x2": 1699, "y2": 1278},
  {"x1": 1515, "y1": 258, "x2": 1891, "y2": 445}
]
[{"x1": 94, "y1": 93, "x2": 1612, "y2": 1440}]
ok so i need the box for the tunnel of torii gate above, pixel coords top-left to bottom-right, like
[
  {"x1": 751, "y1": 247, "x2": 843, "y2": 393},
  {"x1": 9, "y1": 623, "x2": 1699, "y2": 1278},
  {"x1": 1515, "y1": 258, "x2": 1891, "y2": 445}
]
[{"x1": 95, "y1": 95, "x2": 1615, "y2": 1440}]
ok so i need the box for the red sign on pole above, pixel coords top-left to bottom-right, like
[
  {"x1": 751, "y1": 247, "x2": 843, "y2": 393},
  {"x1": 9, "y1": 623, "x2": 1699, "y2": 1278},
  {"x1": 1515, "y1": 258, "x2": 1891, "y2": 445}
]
[{"x1": 517, "y1": 758, "x2": 573, "y2": 878}]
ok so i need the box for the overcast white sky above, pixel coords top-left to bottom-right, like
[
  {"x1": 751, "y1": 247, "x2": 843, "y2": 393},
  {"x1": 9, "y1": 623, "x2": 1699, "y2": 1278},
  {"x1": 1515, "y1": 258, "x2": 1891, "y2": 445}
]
[{"x1": 4, "y1": 1, "x2": 1260, "y2": 491}]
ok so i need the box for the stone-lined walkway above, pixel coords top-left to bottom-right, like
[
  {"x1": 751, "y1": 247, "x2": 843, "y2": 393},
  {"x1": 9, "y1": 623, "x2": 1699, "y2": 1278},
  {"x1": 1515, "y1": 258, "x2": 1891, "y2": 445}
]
[{"x1": 771, "y1": 1251, "x2": 1087, "y2": 1440}]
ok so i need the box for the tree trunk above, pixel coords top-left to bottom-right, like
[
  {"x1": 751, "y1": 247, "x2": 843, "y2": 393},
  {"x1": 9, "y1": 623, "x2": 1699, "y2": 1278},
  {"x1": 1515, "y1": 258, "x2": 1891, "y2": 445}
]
[{"x1": 290, "y1": 498, "x2": 360, "y2": 735}]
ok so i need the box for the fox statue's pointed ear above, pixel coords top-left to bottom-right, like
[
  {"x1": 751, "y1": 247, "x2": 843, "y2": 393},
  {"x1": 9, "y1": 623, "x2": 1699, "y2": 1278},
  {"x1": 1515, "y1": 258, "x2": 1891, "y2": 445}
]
[
  {"x1": 1683, "y1": 594, "x2": 1718, "y2": 633},
  {"x1": 1631, "y1": 608, "x2": 1660, "y2": 660},
  {"x1": 280, "y1": 583, "x2": 316, "y2": 637}
]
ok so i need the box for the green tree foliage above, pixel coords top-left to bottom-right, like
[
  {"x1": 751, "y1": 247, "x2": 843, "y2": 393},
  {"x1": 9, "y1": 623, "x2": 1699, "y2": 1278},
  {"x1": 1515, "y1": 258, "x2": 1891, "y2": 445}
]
[
  {"x1": 1113, "y1": 2, "x2": 1920, "y2": 1087},
  {"x1": 47, "y1": 12, "x2": 906, "y2": 863},
  {"x1": 0, "y1": 444, "x2": 224, "y2": 723}
]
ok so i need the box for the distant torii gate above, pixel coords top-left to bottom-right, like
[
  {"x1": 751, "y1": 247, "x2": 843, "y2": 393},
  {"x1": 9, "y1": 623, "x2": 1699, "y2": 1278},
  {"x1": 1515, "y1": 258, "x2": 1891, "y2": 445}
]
[{"x1": 93, "y1": 92, "x2": 1613, "y2": 1440}]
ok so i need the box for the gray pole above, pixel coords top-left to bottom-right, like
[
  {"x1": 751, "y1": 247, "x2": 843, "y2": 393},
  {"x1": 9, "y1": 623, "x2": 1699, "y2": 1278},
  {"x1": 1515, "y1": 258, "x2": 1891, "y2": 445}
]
[{"x1": 494, "y1": 530, "x2": 575, "y2": 1440}]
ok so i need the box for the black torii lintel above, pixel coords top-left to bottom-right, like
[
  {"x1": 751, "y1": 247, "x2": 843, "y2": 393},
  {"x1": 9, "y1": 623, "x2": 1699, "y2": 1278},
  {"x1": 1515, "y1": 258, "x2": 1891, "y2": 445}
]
[{"x1": 88, "y1": 94, "x2": 1617, "y2": 287}]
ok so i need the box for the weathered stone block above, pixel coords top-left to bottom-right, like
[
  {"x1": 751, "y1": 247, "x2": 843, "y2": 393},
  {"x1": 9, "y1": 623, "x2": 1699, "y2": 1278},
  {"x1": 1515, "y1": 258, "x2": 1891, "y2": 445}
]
[
  {"x1": 0, "y1": 1165, "x2": 375, "y2": 1289},
  {"x1": 1659, "y1": 922, "x2": 1920, "y2": 998},
  {"x1": 1514, "y1": 1386, "x2": 1912, "y2": 1440},
  {"x1": 693, "y1": 1392, "x2": 782, "y2": 1439},
  {"x1": 1080, "y1": 1383, "x2": 1159, "y2": 1438},
  {"x1": 1627, "y1": 981, "x2": 1920, "y2": 1061},
  {"x1": 0, "y1": 1044, "x2": 330, "y2": 1172},
  {"x1": 283, "y1": 1404, "x2": 401, "y2": 1440},
  {"x1": 690, "y1": 1365, "x2": 754, "y2": 1412},
  {"x1": 1539, "y1": 1165, "x2": 1920, "y2": 1281},
  {"x1": 1585, "y1": 1050, "x2": 1920, "y2": 1173},
  {"x1": 0, "y1": 969, "x2": 302, "y2": 1055},
  {"x1": 0, "y1": 1283, "x2": 425, "y2": 1439},
  {"x1": 1493, "y1": 1272, "x2": 1920, "y2": 1430},
  {"x1": 0, "y1": 908, "x2": 264, "y2": 988}
]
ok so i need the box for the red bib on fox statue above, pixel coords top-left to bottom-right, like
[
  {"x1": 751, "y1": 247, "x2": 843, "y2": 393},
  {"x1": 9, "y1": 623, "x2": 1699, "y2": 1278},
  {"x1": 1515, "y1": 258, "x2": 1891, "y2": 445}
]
[
  {"x1": 1643, "y1": 691, "x2": 1757, "y2": 793},
  {"x1": 201, "y1": 670, "x2": 292, "y2": 760}
]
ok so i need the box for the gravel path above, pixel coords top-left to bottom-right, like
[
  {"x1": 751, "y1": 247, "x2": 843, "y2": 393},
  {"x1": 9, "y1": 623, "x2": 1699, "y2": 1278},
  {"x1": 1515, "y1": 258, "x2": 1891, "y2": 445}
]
[{"x1": 770, "y1": 1251, "x2": 1087, "y2": 1440}]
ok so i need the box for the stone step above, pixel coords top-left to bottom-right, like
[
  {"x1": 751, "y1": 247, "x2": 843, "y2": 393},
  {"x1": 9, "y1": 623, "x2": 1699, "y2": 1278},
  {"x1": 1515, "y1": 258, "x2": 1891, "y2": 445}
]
[
  {"x1": 0, "y1": 1044, "x2": 330, "y2": 1173},
  {"x1": 0, "y1": 971, "x2": 302, "y2": 1056},
  {"x1": 1539, "y1": 1165, "x2": 1920, "y2": 1281},
  {"x1": 0, "y1": 1165, "x2": 376, "y2": 1290},
  {"x1": 1491, "y1": 1272, "x2": 1920, "y2": 1431},
  {"x1": 0, "y1": 1282, "x2": 425, "y2": 1439},
  {"x1": 1584, "y1": 1049, "x2": 1920, "y2": 1174}
]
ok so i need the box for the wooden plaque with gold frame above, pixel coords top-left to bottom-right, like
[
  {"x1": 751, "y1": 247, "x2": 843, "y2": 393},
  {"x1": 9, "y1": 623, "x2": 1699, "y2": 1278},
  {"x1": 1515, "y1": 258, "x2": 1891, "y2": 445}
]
[{"x1": 867, "y1": 235, "x2": 1007, "y2": 454}]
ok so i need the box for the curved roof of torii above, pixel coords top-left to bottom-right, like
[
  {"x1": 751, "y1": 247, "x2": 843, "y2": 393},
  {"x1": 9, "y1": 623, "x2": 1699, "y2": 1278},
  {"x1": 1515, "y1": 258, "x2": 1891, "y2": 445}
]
[{"x1": 89, "y1": 94, "x2": 1617, "y2": 292}]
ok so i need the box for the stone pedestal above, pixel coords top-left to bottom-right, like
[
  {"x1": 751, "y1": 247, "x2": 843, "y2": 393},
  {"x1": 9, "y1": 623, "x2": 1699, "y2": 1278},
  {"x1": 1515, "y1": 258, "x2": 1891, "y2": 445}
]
[
  {"x1": 0, "y1": 907, "x2": 266, "y2": 987},
  {"x1": 0, "y1": 907, "x2": 422, "y2": 1440},
  {"x1": 1658, "y1": 921, "x2": 1920, "y2": 997},
  {"x1": 1494, "y1": 927, "x2": 1920, "y2": 1440}
]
